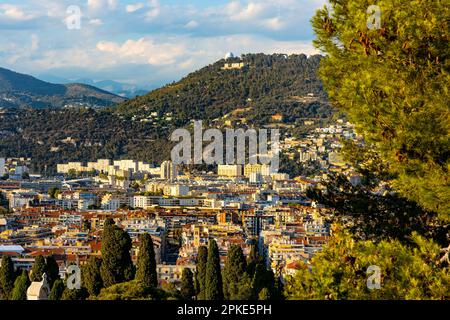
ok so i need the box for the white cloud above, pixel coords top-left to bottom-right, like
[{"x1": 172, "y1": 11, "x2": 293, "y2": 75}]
[
  {"x1": 89, "y1": 18, "x2": 103, "y2": 26},
  {"x1": 145, "y1": 0, "x2": 160, "y2": 19},
  {"x1": 0, "y1": 0, "x2": 325, "y2": 85},
  {"x1": 0, "y1": 4, "x2": 35, "y2": 21},
  {"x1": 225, "y1": 1, "x2": 266, "y2": 21},
  {"x1": 95, "y1": 34, "x2": 318, "y2": 70},
  {"x1": 87, "y1": 0, "x2": 117, "y2": 12},
  {"x1": 185, "y1": 20, "x2": 199, "y2": 29},
  {"x1": 96, "y1": 37, "x2": 186, "y2": 65},
  {"x1": 262, "y1": 17, "x2": 285, "y2": 31},
  {"x1": 126, "y1": 3, "x2": 145, "y2": 13}
]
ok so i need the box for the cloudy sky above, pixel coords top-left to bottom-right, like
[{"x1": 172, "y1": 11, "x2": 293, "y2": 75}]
[{"x1": 0, "y1": 0, "x2": 326, "y2": 88}]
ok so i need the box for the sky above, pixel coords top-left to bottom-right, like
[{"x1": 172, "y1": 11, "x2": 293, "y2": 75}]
[{"x1": 0, "y1": 0, "x2": 327, "y2": 88}]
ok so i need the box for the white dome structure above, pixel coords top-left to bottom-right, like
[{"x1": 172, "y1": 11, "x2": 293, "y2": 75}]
[{"x1": 224, "y1": 52, "x2": 235, "y2": 60}]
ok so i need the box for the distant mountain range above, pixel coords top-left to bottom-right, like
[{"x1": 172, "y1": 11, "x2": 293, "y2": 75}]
[
  {"x1": 0, "y1": 67, "x2": 126, "y2": 109},
  {"x1": 38, "y1": 75, "x2": 154, "y2": 98}
]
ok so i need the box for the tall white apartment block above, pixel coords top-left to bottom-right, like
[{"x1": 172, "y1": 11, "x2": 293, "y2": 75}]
[{"x1": 160, "y1": 161, "x2": 177, "y2": 181}]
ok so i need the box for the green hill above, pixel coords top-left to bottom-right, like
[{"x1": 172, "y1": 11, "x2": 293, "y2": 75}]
[{"x1": 116, "y1": 53, "x2": 331, "y2": 125}]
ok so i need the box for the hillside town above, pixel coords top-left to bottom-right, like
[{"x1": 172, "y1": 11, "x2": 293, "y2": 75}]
[{"x1": 0, "y1": 119, "x2": 363, "y2": 295}]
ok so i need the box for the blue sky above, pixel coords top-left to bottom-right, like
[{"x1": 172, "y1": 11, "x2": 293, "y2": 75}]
[{"x1": 0, "y1": 0, "x2": 326, "y2": 88}]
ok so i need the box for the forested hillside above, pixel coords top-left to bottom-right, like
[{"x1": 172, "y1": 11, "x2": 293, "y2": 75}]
[
  {"x1": 0, "y1": 108, "x2": 172, "y2": 173},
  {"x1": 116, "y1": 53, "x2": 331, "y2": 125}
]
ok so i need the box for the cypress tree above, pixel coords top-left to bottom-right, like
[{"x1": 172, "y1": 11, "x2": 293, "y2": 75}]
[
  {"x1": 196, "y1": 245, "x2": 207, "y2": 300},
  {"x1": 135, "y1": 233, "x2": 157, "y2": 289},
  {"x1": 81, "y1": 256, "x2": 103, "y2": 296},
  {"x1": 180, "y1": 268, "x2": 195, "y2": 300},
  {"x1": 223, "y1": 245, "x2": 247, "y2": 300},
  {"x1": 100, "y1": 218, "x2": 134, "y2": 287},
  {"x1": 252, "y1": 262, "x2": 268, "y2": 298},
  {"x1": 247, "y1": 243, "x2": 259, "y2": 277},
  {"x1": 0, "y1": 256, "x2": 15, "y2": 300},
  {"x1": 11, "y1": 270, "x2": 30, "y2": 300},
  {"x1": 45, "y1": 255, "x2": 60, "y2": 288},
  {"x1": 236, "y1": 272, "x2": 253, "y2": 300},
  {"x1": 204, "y1": 239, "x2": 223, "y2": 300},
  {"x1": 30, "y1": 255, "x2": 46, "y2": 282},
  {"x1": 49, "y1": 279, "x2": 65, "y2": 300}
]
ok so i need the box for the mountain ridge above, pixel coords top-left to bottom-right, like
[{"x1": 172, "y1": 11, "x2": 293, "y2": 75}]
[{"x1": 0, "y1": 67, "x2": 126, "y2": 109}]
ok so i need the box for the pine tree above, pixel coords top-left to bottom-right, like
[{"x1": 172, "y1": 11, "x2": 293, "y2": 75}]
[
  {"x1": 30, "y1": 255, "x2": 46, "y2": 282},
  {"x1": 223, "y1": 245, "x2": 247, "y2": 300},
  {"x1": 81, "y1": 256, "x2": 103, "y2": 297},
  {"x1": 180, "y1": 268, "x2": 195, "y2": 300},
  {"x1": 204, "y1": 239, "x2": 223, "y2": 300},
  {"x1": 284, "y1": 227, "x2": 450, "y2": 300},
  {"x1": 49, "y1": 279, "x2": 65, "y2": 300},
  {"x1": 135, "y1": 233, "x2": 157, "y2": 289},
  {"x1": 311, "y1": 0, "x2": 450, "y2": 222},
  {"x1": 0, "y1": 256, "x2": 15, "y2": 300},
  {"x1": 11, "y1": 270, "x2": 30, "y2": 300},
  {"x1": 100, "y1": 218, "x2": 135, "y2": 287},
  {"x1": 195, "y1": 245, "x2": 208, "y2": 300},
  {"x1": 45, "y1": 255, "x2": 60, "y2": 288}
]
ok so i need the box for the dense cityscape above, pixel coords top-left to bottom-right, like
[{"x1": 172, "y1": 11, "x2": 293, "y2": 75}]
[
  {"x1": 0, "y1": 119, "x2": 361, "y2": 300},
  {"x1": 0, "y1": 0, "x2": 448, "y2": 312}
]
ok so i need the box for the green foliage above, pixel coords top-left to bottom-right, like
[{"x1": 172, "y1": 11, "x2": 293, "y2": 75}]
[
  {"x1": 48, "y1": 187, "x2": 60, "y2": 199},
  {"x1": 205, "y1": 240, "x2": 223, "y2": 300},
  {"x1": 180, "y1": 268, "x2": 196, "y2": 300},
  {"x1": 11, "y1": 270, "x2": 30, "y2": 300},
  {"x1": 284, "y1": 226, "x2": 450, "y2": 300},
  {"x1": 100, "y1": 218, "x2": 135, "y2": 287},
  {"x1": 312, "y1": 0, "x2": 450, "y2": 221},
  {"x1": 49, "y1": 279, "x2": 65, "y2": 300},
  {"x1": 135, "y1": 233, "x2": 157, "y2": 289},
  {"x1": 0, "y1": 256, "x2": 15, "y2": 300},
  {"x1": 234, "y1": 272, "x2": 253, "y2": 300},
  {"x1": 81, "y1": 256, "x2": 103, "y2": 297},
  {"x1": 307, "y1": 173, "x2": 447, "y2": 244},
  {"x1": 223, "y1": 245, "x2": 248, "y2": 300},
  {"x1": 30, "y1": 255, "x2": 46, "y2": 282},
  {"x1": 258, "y1": 287, "x2": 271, "y2": 300},
  {"x1": 247, "y1": 243, "x2": 261, "y2": 277},
  {"x1": 195, "y1": 245, "x2": 208, "y2": 300},
  {"x1": 96, "y1": 280, "x2": 158, "y2": 300},
  {"x1": 161, "y1": 282, "x2": 181, "y2": 300},
  {"x1": 45, "y1": 256, "x2": 60, "y2": 288},
  {"x1": 61, "y1": 287, "x2": 88, "y2": 300}
]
